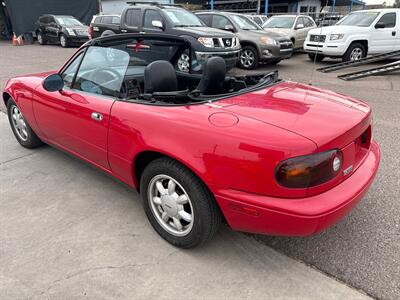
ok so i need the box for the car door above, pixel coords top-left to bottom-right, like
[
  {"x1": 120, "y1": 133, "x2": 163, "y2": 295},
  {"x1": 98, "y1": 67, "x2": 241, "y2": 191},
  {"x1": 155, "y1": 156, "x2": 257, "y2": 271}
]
[
  {"x1": 33, "y1": 46, "x2": 128, "y2": 169},
  {"x1": 370, "y1": 12, "x2": 398, "y2": 53},
  {"x1": 46, "y1": 16, "x2": 59, "y2": 41},
  {"x1": 294, "y1": 17, "x2": 306, "y2": 48},
  {"x1": 142, "y1": 9, "x2": 165, "y2": 33}
]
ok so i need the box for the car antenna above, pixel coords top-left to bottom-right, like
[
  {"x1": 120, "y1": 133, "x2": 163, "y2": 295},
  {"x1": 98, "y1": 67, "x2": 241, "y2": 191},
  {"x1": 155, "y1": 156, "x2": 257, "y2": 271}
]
[{"x1": 308, "y1": 0, "x2": 330, "y2": 86}]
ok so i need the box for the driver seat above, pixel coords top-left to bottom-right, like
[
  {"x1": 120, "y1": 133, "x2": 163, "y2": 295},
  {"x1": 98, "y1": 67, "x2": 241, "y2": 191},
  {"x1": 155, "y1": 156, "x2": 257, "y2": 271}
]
[
  {"x1": 196, "y1": 56, "x2": 226, "y2": 95},
  {"x1": 144, "y1": 60, "x2": 178, "y2": 94}
]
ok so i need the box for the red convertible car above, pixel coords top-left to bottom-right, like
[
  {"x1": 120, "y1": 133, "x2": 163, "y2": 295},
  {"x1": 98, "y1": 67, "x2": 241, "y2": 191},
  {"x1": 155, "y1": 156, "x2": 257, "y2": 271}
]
[{"x1": 3, "y1": 34, "x2": 380, "y2": 248}]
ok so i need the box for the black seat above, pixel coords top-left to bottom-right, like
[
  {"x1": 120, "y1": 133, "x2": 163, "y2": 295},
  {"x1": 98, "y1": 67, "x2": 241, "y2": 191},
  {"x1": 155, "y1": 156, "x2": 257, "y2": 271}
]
[
  {"x1": 144, "y1": 60, "x2": 178, "y2": 94},
  {"x1": 196, "y1": 56, "x2": 226, "y2": 95}
]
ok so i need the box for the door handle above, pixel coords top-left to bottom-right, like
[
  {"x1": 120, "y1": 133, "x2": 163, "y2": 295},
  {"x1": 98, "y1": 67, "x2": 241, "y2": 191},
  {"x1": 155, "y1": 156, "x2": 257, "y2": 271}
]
[
  {"x1": 392, "y1": 31, "x2": 396, "y2": 36},
  {"x1": 91, "y1": 112, "x2": 103, "y2": 121}
]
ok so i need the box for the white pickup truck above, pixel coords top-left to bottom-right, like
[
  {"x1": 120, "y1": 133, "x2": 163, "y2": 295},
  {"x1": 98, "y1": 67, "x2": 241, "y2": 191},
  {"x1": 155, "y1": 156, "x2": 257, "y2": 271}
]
[{"x1": 304, "y1": 9, "x2": 400, "y2": 62}]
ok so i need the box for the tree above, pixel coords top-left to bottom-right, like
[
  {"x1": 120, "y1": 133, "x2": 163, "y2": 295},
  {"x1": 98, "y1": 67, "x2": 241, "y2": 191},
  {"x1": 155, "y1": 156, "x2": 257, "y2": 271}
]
[{"x1": 394, "y1": 0, "x2": 400, "y2": 8}]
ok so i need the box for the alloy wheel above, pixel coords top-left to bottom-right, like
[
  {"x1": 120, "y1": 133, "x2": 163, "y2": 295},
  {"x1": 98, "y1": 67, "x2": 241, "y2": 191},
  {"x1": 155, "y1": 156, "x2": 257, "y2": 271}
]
[
  {"x1": 11, "y1": 105, "x2": 28, "y2": 141},
  {"x1": 147, "y1": 174, "x2": 194, "y2": 237},
  {"x1": 60, "y1": 35, "x2": 67, "y2": 47},
  {"x1": 240, "y1": 49, "x2": 255, "y2": 68},
  {"x1": 37, "y1": 33, "x2": 43, "y2": 44},
  {"x1": 350, "y1": 47, "x2": 363, "y2": 61},
  {"x1": 177, "y1": 53, "x2": 190, "y2": 72}
]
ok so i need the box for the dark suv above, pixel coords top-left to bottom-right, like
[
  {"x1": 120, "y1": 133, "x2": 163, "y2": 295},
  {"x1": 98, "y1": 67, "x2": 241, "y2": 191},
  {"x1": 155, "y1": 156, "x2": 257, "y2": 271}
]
[
  {"x1": 196, "y1": 12, "x2": 293, "y2": 70},
  {"x1": 89, "y1": 14, "x2": 121, "y2": 39},
  {"x1": 89, "y1": 2, "x2": 241, "y2": 72},
  {"x1": 35, "y1": 15, "x2": 89, "y2": 48}
]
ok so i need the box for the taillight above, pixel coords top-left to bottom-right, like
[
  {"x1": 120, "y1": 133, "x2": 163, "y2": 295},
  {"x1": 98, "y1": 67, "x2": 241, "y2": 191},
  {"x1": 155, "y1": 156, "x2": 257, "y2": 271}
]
[
  {"x1": 275, "y1": 149, "x2": 343, "y2": 188},
  {"x1": 89, "y1": 26, "x2": 93, "y2": 39}
]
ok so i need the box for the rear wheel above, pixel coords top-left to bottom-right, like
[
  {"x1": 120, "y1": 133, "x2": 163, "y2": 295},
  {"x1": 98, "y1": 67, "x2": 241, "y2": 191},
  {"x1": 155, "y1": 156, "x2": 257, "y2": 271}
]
[
  {"x1": 7, "y1": 98, "x2": 43, "y2": 148},
  {"x1": 37, "y1": 32, "x2": 46, "y2": 45},
  {"x1": 308, "y1": 53, "x2": 325, "y2": 62},
  {"x1": 238, "y1": 45, "x2": 259, "y2": 70},
  {"x1": 343, "y1": 43, "x2": 366, "y2": 62},
  {"x1": 59, "y1": 34, "x2": 69, "y2": 48},
  {"x1": 140, "y1": 157, "x2": 222, "y2": 248}
]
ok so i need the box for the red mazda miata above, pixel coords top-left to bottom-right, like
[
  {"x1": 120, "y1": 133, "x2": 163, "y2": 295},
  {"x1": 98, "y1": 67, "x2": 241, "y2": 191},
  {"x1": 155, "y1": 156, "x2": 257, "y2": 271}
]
[{"x1": 3, "y1": 34, "x2": 380, "y2": 248}]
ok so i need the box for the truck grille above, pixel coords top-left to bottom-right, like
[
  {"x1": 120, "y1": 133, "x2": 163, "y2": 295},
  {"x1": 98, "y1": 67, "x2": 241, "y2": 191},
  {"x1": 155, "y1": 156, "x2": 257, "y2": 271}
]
[
  {"x1": 309, "y1": 35, "x2": 326, "y2": 42},
  {"x1": 212, "y1": 37, "x2": 237, "y2": 49}
]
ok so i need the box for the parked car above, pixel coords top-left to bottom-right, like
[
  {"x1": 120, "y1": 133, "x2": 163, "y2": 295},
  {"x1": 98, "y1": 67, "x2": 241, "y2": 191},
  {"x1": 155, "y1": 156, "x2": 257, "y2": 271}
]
[
  {"x1": 245, "y1": 14, "x2": 268, "y2": 26},
  {"x1": 3, "y1": 33, "x2": 380, "y2": 248},
  {"x1": 304, "y1": 9, "x2": 400, "y2": 62},
  {"x1": 262, "y1": 15, "x2": 317, "y2": 50},
  {"x1": 90, "y1": 2, "x2": 240, "y2": 72},
  {"x1": 89, "y1": 14, "x2": 121, "y2": 39},
  {"x1": 196, "y1": 11, "x2": 293, "y2": 69},
  {"x1": 35, "y1": 15, "x2": 89, "y2": 48},
  {"x1": 316, "y1": 14, "x2": 344, "y2": 27}
]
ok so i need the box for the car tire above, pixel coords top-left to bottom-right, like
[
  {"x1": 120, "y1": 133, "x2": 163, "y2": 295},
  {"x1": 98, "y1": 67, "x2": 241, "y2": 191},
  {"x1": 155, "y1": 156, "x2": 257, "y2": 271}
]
[
  {"x1": 37, "y1": 32, "x2": 46, "y2": 45},
  {"x1": 176, "y1": 51, "x2": 191, "y2": 73},
  {"x1": 140, "y1": 157, "x2": 222, "y2": 248},
  {"x1": 308, "y1": 53, "x2": 325, "y2": 62},
  {"x1": 59, "y1": 34, "x2": 69, "y2": 48},
  {"x1": 7, "y1": 98, "x2": 43, "y2": 149},
  {"x1": 343, "y1": 42, "x2": 366, "y2": 62},
  {"x1": 238, "y1": 45, "x2": 259, "y2": 70}
]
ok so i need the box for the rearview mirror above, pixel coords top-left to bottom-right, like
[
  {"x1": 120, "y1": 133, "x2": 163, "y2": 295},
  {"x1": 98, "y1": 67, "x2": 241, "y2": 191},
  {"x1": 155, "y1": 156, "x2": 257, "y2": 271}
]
[
  {"x1": 43, "y1": 74, "x2": 64, "y2": 92},
  {"x1": 224, "y1": 24, "x2": 235, "y2": 32},
  {"x1": 375, "y1": 22, "x2": 385, "y2": 29},
  {"x1": 295, "y1": 23, "x2": 305, "y2": 29},
  {"x1": 152, "y1": 20, "x2": 163, "y2": 30}
]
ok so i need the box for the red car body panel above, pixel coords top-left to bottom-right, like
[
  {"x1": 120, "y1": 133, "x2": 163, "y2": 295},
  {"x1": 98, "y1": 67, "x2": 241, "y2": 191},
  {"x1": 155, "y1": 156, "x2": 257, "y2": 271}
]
[{"x1": 3, "y1": 71, "x2": 381, "y2": 236}]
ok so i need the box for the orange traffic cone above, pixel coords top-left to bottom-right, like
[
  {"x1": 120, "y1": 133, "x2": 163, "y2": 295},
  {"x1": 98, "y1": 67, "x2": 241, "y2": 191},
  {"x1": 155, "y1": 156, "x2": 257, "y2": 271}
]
[{"x1": 12, "y1": 33, "x2": 19, "y2": 46}]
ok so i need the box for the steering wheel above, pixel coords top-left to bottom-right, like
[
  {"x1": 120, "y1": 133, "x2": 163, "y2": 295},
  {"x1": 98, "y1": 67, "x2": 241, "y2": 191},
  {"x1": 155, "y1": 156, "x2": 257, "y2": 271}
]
[{"x1": 89, "y1": 67, "x2": 122, "y2": 86}]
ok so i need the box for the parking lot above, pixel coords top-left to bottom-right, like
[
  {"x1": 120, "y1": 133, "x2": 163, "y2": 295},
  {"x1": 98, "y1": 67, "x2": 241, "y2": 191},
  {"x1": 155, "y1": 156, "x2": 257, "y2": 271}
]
[{"x1": 0, "y1": 41, "x2": 399, "y2": 299}]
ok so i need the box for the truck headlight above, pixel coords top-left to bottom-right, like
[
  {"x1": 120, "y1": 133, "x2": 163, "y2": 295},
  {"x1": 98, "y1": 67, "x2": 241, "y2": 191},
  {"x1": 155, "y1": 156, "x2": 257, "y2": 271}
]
[
  {"x1": 330, "y1": 34, "x2": 344, "y2": 41},
  {"x1": 260, "y1": 36, "x2": 278, "y2": 45},
  {"x1": 198, "y1": 37, "x2": 214, "y2": 48},
  {"x1": 66, "y1": 28, "x2": 76, "y2": 36}
]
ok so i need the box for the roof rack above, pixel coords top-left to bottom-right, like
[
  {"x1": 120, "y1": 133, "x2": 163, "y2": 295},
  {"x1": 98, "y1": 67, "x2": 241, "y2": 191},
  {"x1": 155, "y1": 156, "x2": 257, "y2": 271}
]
[
  {"x1": 126, "y1": 1, "x2": 182, "y2": 7},
  {"x1": 317, "y1": 50, "x2": 400, "y2": 73}
]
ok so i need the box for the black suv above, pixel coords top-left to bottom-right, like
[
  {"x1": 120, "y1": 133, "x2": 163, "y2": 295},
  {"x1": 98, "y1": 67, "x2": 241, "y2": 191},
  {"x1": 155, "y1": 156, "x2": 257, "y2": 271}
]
[
  {"x1": 89, "y1": 14, "x2": 121, "y2": 39},
  {"x1": 35, "y1": 15, "x2": 89, "y2": 48},
  {"x1": 89, "y1": 2, "x2": 240, "y2": 72}
]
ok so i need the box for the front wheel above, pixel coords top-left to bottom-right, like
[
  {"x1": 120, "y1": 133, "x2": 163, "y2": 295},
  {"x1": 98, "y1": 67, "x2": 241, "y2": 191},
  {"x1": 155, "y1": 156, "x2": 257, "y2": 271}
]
[
  {"x1": 7, "y1": 98, "x2": 43, "y2": 148},
  {"x1": 140, "y1": 157, "x2": 222, "y2": 248},
  {"x1": 343, "y1": 43, "x2": 366, "y2": 62},
  {"x1": 59, "y1": 34, "x2": 69, "y2": 48},
  {"x1": 308, "y1": 53, "x2": 325, "y2": 62},
  {"x1": 37, "y1": 32, "x2": 46, "y2": 45},
  {"x1": 238, "y1": 45, "x2": 259, "y2": 70}
]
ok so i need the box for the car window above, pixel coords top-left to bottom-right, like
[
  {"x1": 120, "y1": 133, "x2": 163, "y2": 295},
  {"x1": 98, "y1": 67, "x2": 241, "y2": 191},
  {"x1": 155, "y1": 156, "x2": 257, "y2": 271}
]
[
  {"x1": 263, "y1": 16, "x2": 296, "y2": 29},
  {"x1": 197, "y1": 14, "x2": 212, "y2": 26},
  {"x1": 125, "y1": 9, "x2": 141, "y2": 27},
  {"x1": 295, "y1": 17, "x2": 304, "y2": 27},
  {"x1": 73, "y1": 47, "x2": 129, "y2": 97},
  {"x1": 143, "y1": 10, "x2": 163, "y2": 29},
  {"x1": 336, "y1": 12, "x2": 379, "y2": 27},
  {"x1": 377, "y1": 12, "x2": 396, "y2": 28},
  {"x1": 304, "y1": 17, "x2": 315, "y2": 27},
  {"x1": 212, "y1": 15, "x2": 232, "y2": 30},
  {"x1": 60, "y1": 51, "x2": 84, "y2": 88},
  {"x1": 231, "y1": 15, "x2": 259, "y2": 30},
  {"x1": 101, "y1": 16, "x2": 113, "y2": 24},
  {"x1": 39, "y1": 16, "x2": 47, "y2": 23},
  {"x1": 93, "y1": 16, "x2": 101, "y2": 23}
]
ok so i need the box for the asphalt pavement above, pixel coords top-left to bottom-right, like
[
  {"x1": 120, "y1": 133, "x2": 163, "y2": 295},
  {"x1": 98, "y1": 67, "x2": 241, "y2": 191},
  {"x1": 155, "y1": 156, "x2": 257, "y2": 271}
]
[{"x1": 1, "y1": 41, "x2": 399, "y2": 299}]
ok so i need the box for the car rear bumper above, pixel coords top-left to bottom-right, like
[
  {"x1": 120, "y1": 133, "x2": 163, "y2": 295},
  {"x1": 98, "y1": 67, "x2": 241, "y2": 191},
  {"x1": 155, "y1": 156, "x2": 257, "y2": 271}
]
[
  {"x1": 213, "y1": 140, "x2": 380, "y2": 236},
  {"x1": 304, "y1": 41, "x2": 348, "y2": 57}
]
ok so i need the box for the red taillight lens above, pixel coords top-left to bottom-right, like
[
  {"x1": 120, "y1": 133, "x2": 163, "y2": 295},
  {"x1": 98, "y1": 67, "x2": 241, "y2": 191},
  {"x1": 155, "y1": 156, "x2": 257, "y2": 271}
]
[
  {"x1": 89, "y1": 26, "x2": 93, "y2": 38},
  {"x1": 275, "y1": 149, "x2": 343, "y2": 188}
]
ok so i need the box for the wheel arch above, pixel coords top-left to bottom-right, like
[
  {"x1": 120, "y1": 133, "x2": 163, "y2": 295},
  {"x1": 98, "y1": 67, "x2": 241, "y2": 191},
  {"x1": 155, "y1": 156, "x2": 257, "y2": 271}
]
[
  {"x1": 349, "y1": 40, "x2": 368, "y2": 55},
  {"x1": 240, "y1": 40, "x2": 259, "y2": 53},
  {"x1": 2, "y1": 92, "x2": 11, "y2": 107}
]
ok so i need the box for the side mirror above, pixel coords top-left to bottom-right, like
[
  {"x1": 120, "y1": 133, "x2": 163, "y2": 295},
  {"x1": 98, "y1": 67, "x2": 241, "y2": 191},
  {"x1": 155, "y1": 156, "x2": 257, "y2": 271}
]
[
  {"x1": 375, "y1": 22, "x2": 385, "y2": 29},
  {"x1": 151, "y1": 20, "x2": 163, "y2": 30},
  {"x1": 43, "y1": 74, "x2": 64, "y2": 92},
  {"x1": 295, "y1": 23, "x2": 305, "y2": 30},
  {"x1": 224, "y1": 24, "x2": 235, "y2": 32}
]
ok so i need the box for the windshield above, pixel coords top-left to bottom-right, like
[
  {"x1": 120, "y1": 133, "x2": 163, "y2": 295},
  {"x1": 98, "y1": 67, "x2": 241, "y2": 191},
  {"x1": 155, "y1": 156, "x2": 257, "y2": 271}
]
[
  {"x1": 165, "y1": 8, "x2": 204, "y2": 27},
  {"x1": 231, "y1": 15, "x2": 260, "y2": 30},
  {"x1": 336, "y1": 12, "x2": 379, "y2": 27},
  {"x1": 263, "y1": 16, "x2": 295, "y2": 28},
  {"x1": 56, "y1": 17, "x2": 83, "y2": 26}
]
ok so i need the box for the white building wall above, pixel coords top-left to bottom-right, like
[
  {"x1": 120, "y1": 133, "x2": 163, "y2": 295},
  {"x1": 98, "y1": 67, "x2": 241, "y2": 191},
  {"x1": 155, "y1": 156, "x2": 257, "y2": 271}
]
[{"x1": 296, "y1": 0, "x2": 321, "y2": 15}]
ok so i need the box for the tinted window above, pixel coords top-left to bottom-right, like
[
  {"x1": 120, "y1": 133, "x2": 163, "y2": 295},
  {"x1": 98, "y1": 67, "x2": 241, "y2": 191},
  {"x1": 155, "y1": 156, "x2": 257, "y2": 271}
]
[
  {"x1": 39, "y1": 16, "x2": 48, "y2": 23},
  {"x1": 212, "y1": 15, "x2": 232, "y2": 30},
  {"x1": 143, "y1": 10, "x2": 163, "y2": 28},
  {"x1": 125, "y1": 9, "x2": 141, "y2": 27},
  {"x1": 112, "y1": 16, "x2": 120, "y2": 24},
  {"x1": 93, "y1": 16, "x2": 101, "y2": 23},
  {"x1": 197, "y1": 14, "x2": 212, "y2": 26},
  {"x1": 61, "y1": 51, "x2": 84, "y2": 88},
  {"x1": 377, "y1": 13, "x2": 396, "y2": 28},
  {"x1": 101, "y1": 16, "x2": 113, "y2": 24}
]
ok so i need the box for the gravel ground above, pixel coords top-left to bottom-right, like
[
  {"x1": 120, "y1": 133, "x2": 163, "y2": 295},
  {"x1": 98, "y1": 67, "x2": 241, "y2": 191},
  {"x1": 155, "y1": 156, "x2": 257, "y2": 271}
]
[{"x1": 1, "y1": 41, "x2": 399, "y2": 299}]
